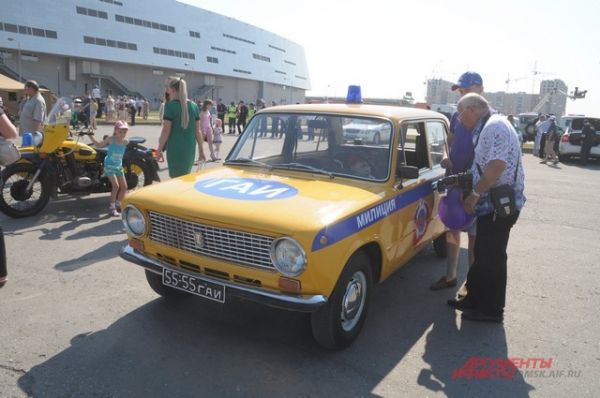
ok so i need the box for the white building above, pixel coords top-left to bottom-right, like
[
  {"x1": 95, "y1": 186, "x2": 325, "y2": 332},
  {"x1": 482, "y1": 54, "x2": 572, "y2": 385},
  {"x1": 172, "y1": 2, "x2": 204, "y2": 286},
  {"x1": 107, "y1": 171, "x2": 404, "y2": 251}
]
[{"x1": 0, "y1": 0, "x2": 310, "y2": 107}]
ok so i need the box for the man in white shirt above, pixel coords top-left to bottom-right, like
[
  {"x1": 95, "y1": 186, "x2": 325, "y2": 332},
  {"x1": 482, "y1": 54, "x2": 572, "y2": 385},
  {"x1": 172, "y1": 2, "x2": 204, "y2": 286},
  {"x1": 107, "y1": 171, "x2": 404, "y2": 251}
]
[{"x1": 447, "y1": 93, "x2": 525, "y2": 323}]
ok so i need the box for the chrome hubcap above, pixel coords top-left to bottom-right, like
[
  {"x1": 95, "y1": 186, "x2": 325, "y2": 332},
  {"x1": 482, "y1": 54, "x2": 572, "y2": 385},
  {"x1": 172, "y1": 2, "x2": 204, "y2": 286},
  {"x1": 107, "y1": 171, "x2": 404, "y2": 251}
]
[{"x1": 340, "y1": 271, "x2": 367, "y2": 332}]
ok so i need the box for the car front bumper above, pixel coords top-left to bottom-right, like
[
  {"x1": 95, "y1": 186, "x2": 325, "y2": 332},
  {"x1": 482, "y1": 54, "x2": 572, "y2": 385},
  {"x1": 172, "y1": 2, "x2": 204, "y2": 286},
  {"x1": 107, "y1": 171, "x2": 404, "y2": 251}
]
[{"x1": 120, "y1": 244, "x2": 328, "y2": 312}]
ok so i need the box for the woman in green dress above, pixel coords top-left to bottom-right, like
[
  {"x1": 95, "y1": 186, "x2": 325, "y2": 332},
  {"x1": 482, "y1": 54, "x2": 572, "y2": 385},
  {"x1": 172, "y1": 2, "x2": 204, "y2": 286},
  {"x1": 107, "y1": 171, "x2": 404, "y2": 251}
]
[{"x1": 157, "y1": 77, "x2": 205, "y2": 178}]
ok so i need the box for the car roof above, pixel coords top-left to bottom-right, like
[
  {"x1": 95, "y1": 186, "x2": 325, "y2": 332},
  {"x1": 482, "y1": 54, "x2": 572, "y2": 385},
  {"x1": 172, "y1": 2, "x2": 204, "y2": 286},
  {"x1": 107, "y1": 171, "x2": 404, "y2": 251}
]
[{"x1": 259, "y1": 103, "x2": 447, "y2": 121}]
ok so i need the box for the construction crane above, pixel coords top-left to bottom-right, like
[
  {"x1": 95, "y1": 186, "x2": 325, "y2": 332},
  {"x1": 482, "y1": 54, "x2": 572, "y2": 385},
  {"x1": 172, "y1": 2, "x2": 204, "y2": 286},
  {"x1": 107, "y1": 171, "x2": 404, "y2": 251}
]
[{"x1": 505, "y1": 61, "x2": 555, "y2": 93}]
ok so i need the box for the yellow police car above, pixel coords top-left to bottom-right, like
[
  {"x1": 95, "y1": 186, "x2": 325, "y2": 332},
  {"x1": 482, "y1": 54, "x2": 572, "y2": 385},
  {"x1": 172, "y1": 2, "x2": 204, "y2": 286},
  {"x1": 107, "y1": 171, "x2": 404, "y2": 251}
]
[{"x1": 120, "y1": 94, "x2": 449, "y2": 349}]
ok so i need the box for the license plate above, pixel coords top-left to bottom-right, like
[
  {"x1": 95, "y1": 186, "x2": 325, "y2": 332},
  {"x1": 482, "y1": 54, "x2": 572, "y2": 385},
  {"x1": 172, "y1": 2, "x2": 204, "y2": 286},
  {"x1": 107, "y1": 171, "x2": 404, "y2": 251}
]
[{"x1": 162, "y1": 268, "x2": 225, "y2": 303}]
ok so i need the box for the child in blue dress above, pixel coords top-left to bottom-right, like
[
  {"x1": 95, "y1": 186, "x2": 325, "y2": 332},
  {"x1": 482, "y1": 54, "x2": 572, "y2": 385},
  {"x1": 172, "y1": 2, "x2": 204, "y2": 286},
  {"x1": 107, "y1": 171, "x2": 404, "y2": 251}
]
[{"x1": 89, "y1": 120, "x2": 129, "y2": 216}]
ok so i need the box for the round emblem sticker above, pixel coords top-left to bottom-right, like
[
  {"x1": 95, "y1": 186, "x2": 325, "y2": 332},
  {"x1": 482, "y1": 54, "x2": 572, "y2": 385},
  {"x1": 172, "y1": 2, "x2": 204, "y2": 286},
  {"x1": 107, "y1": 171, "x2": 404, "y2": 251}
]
[
  {"x1": 195, "y1": 178, "x2": 298, "y2": 201},
  {"x1": 413, "y1": 200, "x2": 429, "y2": 243}
]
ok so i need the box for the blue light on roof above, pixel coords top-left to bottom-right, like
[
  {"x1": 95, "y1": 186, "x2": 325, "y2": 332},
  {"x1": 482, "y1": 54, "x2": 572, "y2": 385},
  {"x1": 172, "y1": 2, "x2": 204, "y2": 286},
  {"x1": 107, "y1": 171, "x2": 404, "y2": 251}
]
[{"x1": 346, "y1": 85, "x2": 362, "y2": 103}]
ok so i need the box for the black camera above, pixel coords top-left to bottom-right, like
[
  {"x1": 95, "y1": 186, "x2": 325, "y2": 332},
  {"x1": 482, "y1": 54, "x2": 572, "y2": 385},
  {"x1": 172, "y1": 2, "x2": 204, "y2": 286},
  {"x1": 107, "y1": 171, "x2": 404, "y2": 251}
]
[{"x1": 434, "y1": 172, "x2": 473, "y2": 199}]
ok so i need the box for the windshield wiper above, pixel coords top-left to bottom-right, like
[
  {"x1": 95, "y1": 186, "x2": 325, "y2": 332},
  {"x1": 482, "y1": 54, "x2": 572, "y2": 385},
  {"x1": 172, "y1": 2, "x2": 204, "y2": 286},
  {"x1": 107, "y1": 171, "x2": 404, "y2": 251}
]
[
  {"x1": 271, "y1": 162, "x2": 334, "y2": 178},
  {"x1": 225, "y1": 158, "x2": 273, "y2": 170}
]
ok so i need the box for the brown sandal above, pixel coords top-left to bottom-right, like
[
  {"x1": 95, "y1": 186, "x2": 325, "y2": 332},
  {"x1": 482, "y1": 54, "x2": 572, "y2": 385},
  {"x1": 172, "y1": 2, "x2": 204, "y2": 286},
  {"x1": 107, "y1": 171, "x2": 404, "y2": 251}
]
[{"x1": 430, "y1": 276, "x2": 457, "y2": 290}]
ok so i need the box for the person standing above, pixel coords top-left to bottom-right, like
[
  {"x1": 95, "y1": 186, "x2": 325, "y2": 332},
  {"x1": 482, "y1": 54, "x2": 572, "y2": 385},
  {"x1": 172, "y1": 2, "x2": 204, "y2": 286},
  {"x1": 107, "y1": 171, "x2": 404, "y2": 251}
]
[
  {"x1": 91, "y1": 85, "x2": 102, "y2": 117},
  {"x1": 430, "y1": 71, "x2": 483, "y2": 294},
  {"x1": 105, "y1": 95, "x2": 115, "y2": 122},
  {"x1": 200, "y1": 99, "x2": 217, "y2": 161},
  {"x1": 541, "y1": 116, "x2": 559, "y2": 164},
  {"x1": 88, "y1": 121, "x2": 130, "y2": 216},
  {"x1": 255, "y1": 99, "x2": 267, "y2": 137},
  {"x1": 216, "y1": 98, "x2": 227, "y2": 128},
  {"x1": 142, "y1": 98, "x2": 149, "y2": 120},
  {"x1": 0, "y1": 96, "x2": 17, "y2": 287},
  {"x1": 580, "y1": 119, "x2": 596, "y2": 165},
  {"x1": 227, "y1": 101, "x2": 237, "y2": 134},
  {"x1": 236, "y1": 100, "x2": 248, "y2": 134},
  {"x1": 534, "y1": 115, "x2": 550, "y2": 158},
  {"x1": 448, "y1": 93, "x2": 525, "y2": 323},
  {"x1": 213, "y1": 118, "x2": 223, "y2": 160},
  {"x1": 90, "y1": 99, "x2": 98, "y2": 130},
  {"x1": 81, "y1": 94, "x2": 92, "y2": 128},
  {"x1": 157, "y1": 77, "x2": 205, "y2": 178},
  {"x1": 270, "y1": 101, "x2": 280, "y2": 138},
  {"x1": 19, "y1": 80, "x2": 46, "y2": 135},
  {"x1": 128, "y1": 97, "x2": 137, "y2": 126}
]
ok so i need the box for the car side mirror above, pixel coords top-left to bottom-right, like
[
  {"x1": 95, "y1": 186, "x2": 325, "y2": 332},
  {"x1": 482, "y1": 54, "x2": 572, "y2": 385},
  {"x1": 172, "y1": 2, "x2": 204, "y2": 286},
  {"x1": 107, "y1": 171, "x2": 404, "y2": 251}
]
[{"x1": 398, "y1": 165, "x2": 418, "y2": 179}]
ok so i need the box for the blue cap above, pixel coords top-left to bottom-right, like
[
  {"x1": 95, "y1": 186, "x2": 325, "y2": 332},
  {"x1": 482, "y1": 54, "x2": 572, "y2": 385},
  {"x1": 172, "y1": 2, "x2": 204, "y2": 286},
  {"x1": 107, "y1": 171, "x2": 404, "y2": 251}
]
[{"x1": 451, "y1": 72, "x2": 483, "y2": 91}]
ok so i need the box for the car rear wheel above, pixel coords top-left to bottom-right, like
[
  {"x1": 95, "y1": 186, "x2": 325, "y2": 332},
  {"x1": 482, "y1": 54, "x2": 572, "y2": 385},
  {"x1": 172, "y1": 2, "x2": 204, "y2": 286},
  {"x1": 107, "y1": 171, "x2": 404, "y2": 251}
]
[
  {"x1": 145, "y1": 269, "x2": 189, "y2": 300},
  {"x1": 310, "y1": 251, "x2": 372, "y2": 350}
]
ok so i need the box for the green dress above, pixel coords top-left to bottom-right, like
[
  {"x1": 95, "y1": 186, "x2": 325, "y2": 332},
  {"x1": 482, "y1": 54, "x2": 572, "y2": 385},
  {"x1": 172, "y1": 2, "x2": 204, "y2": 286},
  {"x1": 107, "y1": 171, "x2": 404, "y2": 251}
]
[{"x1": 163, "y1": 100, "x2": 200, "y2": 178}]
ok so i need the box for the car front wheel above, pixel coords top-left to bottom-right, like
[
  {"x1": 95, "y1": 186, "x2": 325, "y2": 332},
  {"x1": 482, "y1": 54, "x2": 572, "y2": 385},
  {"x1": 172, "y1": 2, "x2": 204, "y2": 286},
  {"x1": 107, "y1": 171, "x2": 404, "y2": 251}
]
[{"x1": 310, "y1": 251, "x2": 373, "y2": 350}]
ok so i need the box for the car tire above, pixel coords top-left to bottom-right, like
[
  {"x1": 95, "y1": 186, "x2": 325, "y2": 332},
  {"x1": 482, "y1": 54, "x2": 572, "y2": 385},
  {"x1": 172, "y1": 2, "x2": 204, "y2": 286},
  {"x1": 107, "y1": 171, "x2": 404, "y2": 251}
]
[
  {"x1": 145, "y1": 269, "x2": 189, "y2": 300},
  {"x1": 310, "y1": 251, "x2": 373, "y2": 350},
  {"x1": 433, "y1": 232, "x2": 447, "y2": 258}
]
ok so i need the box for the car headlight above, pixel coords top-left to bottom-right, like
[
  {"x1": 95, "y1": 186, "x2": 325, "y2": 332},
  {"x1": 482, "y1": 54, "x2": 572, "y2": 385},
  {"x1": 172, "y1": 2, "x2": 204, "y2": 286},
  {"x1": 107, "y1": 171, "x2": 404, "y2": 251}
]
[
  {"x1": 270, "y1": 237, "x2": 307, "y2": 277},
  {"x1": 122, "y1": 205, "x2": 146, "y2": 237}
]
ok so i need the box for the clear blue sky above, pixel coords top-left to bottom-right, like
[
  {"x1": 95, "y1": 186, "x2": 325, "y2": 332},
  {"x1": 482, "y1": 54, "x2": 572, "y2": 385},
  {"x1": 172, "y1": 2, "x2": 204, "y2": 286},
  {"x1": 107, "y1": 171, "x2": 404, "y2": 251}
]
[{"x1": 184, "y1": 0, "x2": 600, "y2": 115}]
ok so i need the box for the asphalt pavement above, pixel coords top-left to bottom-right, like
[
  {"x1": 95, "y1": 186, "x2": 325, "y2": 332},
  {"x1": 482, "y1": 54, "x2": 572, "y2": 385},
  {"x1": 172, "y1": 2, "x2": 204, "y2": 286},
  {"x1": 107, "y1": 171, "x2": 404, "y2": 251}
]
[{"x1": 0, "y1": 124, "x2": 599, "y2": 397}]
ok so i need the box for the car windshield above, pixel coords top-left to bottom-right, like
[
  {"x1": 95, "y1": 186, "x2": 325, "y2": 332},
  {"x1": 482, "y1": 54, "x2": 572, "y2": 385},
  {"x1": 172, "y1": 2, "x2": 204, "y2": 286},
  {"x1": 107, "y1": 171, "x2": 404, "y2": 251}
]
[{"x1": 226, "y1": 113, "x2": 393, "y2": 181}]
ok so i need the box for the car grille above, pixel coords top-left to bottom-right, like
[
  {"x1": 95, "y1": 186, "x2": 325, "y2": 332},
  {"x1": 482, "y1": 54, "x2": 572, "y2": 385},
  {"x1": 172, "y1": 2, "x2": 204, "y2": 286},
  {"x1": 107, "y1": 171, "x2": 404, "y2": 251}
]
[{"x1": 148, "y1": 211, "x2": 275, "y2": 270}]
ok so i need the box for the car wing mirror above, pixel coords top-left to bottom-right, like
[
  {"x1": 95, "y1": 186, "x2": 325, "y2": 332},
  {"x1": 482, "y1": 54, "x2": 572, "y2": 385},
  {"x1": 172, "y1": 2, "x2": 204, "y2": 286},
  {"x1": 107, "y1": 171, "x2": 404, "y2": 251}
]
[
  {"x1": 399, "y1": 165, "x2": 418, "y2": 179},
  {"x1": 394, "y1": 165, "x2": 418, "y2": 189}
]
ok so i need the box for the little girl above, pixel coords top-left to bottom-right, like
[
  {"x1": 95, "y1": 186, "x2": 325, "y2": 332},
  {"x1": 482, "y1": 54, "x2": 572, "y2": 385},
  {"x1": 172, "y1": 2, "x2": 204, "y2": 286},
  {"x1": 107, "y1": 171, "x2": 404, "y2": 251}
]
[
  {"x1": 89, "y1": 120, "x2": 129, "y2": 216},
  {"x1": 200, "y1": 99, "x2": 217, "y2": 161},
  {"x1": 213, "y1": 118, "x2": 223, "y2": 160}
]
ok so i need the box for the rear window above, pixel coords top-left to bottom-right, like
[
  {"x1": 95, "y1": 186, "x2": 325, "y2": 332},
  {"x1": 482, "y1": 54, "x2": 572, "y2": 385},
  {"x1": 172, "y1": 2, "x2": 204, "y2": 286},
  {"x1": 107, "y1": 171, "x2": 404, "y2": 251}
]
[{"x1": 570, "y1": 118, "x2": 600, "y2": 131}]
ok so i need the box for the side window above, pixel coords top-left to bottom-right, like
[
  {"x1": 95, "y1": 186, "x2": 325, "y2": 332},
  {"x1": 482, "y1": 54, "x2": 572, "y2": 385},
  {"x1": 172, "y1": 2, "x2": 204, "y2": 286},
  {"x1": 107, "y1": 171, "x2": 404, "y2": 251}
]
[
  {"x1": 399, "y1": 122, "x2": 429, "y2": 169},
  {"x1": 425, "y1": 121, "x2": 448, "y2": 168}
]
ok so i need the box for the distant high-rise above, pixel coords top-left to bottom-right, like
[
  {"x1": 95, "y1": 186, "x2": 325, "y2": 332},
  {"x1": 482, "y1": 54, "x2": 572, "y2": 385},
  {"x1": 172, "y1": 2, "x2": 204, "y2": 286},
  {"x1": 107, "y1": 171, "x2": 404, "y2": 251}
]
[{"x1": 426, "y1": 78, "x2": 568, "y2": 116}]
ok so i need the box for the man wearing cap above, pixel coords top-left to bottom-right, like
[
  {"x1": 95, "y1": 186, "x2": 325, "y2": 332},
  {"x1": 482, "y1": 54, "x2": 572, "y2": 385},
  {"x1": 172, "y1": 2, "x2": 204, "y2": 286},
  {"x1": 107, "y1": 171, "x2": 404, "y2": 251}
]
[
  {"x1": 430, "y1": 72, "x2": 484, "y2": 294},
  {"x1": 447, "y1": 93, "x2": 525, "y2": 323},
  {"x1": 19, "y1": 80, "x2": 46, "y2": 135},
  {"x1": 580, "y1": 119, "x2": 596, "y2": 165}
]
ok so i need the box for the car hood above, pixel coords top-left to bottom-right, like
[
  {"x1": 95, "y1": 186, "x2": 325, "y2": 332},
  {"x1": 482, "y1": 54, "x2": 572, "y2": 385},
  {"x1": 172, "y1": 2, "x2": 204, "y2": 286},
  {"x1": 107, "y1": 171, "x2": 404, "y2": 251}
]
[{"x1": 126, "y1": 166, "x2": 387, "y2": 235}]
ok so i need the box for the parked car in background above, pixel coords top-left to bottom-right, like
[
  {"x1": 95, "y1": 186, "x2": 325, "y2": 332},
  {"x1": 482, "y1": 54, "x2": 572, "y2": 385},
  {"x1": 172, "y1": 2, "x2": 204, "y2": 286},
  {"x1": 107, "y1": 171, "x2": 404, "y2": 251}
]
[
  {"x1": 517, "y1": 112, "x2": 539, "y2": 142},
  {"x1": 558, "y1": 117, "x2": 600, "y2": 161},
  {"x1": 120, "y1": 102, "x2": 450, "y2": 350},
  {"x1": 342, "y1": 118, "x2": 391, "y2": 145}
]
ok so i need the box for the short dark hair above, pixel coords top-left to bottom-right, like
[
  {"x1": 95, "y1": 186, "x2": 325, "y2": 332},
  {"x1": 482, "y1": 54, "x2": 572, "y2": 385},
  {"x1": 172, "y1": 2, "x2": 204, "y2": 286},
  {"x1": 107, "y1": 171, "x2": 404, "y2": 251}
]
[{"x1": 24, "y1": 80, "x2": 39, "y2": 91}]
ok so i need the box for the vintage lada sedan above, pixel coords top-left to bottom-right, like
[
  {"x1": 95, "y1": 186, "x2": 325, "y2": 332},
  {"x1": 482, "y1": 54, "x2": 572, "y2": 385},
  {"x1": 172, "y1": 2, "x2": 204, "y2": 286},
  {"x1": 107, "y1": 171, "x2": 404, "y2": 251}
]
[{"x1": 120, "y1": 102, "x2": 449, "y2": 349}]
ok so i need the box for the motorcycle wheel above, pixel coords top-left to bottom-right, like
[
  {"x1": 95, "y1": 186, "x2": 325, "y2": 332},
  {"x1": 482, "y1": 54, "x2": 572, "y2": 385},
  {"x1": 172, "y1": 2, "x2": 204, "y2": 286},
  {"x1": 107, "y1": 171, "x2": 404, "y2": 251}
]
[
  {"x1": 0, "y1": 163, "x2": 51, "y2": 218},
  {"x1": 124, "y1": 160, "x2": 151, "y2": 190}
]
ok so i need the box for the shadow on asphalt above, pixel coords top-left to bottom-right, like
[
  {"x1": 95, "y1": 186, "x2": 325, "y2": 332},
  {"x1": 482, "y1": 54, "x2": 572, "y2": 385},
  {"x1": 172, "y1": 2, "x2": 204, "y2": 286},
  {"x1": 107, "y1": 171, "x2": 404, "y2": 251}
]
[{"x1": 18, "y1": 248, "x2": 534, "y2": 397}]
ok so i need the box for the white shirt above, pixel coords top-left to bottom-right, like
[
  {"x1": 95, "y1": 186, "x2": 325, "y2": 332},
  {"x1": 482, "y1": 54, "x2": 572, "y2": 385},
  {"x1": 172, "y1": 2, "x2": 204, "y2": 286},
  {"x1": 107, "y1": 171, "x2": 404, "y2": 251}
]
[
  {"x1": 91, "y1": 87, "x2": 101, "y2": 99},
  {"x1": 471, "y1": 114, "x2": 526, "y2": 216}
]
